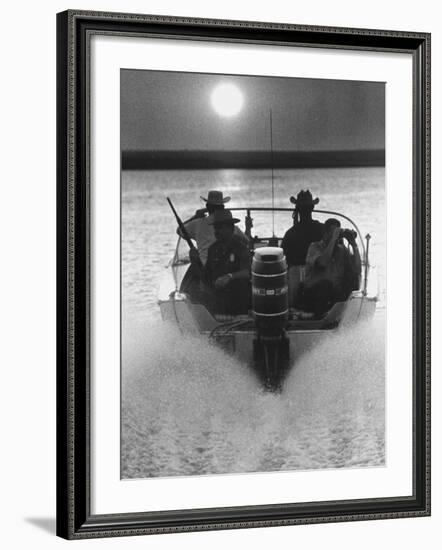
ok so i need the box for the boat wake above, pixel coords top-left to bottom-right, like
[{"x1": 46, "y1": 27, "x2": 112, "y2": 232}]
[{"x1": 122, "y1": 314, "x2": 385, "y2": 479}]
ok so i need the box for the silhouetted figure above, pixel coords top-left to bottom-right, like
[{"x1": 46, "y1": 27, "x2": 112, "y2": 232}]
[
  {"x1": 191, "y1": 210, "x2": 251, "y2": 315},
  {"x1": 178, "y1": 190, "x2": 246, "y2": 297},
  {"x1": 281, "y1": 190, "x2": 324, "y2": 305},
  {"x1": 301, "y1": 218, "x2": 361, "y2": 316}
]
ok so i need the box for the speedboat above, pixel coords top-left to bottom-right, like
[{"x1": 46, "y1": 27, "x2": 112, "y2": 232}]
[{"x1": 158, "y1": 206, "x2": 378, "y2": 390}]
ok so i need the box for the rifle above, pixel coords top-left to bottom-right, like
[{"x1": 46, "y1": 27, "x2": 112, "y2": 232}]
[{"x1": 166, "y1": 197, "x2": 203, "y2": 270}]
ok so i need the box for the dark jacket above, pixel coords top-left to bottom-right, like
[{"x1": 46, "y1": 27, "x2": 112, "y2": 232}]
[
  {"x1": 281, "y1": 220, "x2": 324, "y2": 266},
  {"x1": 204, "y1": 236, "x2": 251, "y2": 314}
]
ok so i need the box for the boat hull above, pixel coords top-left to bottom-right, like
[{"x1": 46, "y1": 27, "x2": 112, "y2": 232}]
[
  {"x1": 158, "y1": 222, "x2": 379, "y2": 389},
  {"x1": 159, "y1": 290, "x2": 377, "y2": 388}
]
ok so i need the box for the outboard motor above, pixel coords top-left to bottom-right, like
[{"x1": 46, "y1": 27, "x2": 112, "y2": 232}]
[{"x1": 252, "y1": 247, "x2": 289, "y2": 390}]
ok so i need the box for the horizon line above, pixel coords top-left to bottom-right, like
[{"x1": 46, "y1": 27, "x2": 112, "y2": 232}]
[{"x1": 122, "y1": 149, "x2": 385, "y2": 170}]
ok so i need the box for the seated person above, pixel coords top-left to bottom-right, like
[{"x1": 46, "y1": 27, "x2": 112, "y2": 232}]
[
  {"x1": 281, "y1": 190, "x2": 324, "y2": 304},
  {"x1": 178, "y1": 190, "x2": 247, "y2": 265},
  {"x1": 300, "y1": 218, "x2": 361, "y2": 316},
  {"x1": 190, "y1": 209, "x2": 251, "y2": 315},
  {"x1": 178, "y1": 190, "x2": 247, "y2": 297}
]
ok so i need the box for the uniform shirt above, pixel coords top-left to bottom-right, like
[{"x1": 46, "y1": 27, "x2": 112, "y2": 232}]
[
  {"x1": 305, "y1": 240, "x2": 353, "y2": 294},
  {"x1": 281, "y1": 220, "x2": 324, "y2": 267},
  {"x1": 204, "y1": 235, "x2": 251, "y2": 286},
  {"x1": 184, "y1": 215, "x2": 246, "y2": 265}
]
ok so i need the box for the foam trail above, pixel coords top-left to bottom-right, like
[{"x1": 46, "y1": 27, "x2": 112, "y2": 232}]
[{"x1": 122, "y1": 316, "x2": 385, "y2": 479}]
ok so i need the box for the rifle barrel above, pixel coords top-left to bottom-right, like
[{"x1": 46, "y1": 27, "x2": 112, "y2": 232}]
[
  {"x1": 166, "y1": 198, "x2": 203, "y2": 271},
  {"x1": 167, "y1": 197, "x2": 195, "y2": 249}
]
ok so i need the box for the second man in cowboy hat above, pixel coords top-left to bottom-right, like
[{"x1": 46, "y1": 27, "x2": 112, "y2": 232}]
[{"x1": 281, "y1": 190, "x2": 324, "y2": 305}]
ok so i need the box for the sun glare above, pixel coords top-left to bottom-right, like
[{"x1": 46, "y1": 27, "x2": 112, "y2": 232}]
[{"x1": 211, "y1": 83, "x2": 244, "y2": 117}]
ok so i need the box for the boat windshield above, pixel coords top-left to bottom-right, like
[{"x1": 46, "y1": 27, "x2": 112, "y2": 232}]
[{"x1": 173, "y1": 207, "x2": 367, "y2": 266}]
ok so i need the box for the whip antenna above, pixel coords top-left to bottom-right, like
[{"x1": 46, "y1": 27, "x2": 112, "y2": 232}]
[{"x1": 269, "y1": 109, "x2": 275, "y2": 237}]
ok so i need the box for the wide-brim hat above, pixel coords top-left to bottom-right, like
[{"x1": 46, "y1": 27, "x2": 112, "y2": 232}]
[
  {"x1": 290, "y1": 189, "x2": 319, "y2": 206},
  {"x1": 200, "y1": 190, "x2": 231, "y2": 205},
  {"x1": 208, "y1": 209, "x2": 240, "y2": 225}
]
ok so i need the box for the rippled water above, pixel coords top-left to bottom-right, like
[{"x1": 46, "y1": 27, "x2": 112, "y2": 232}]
[
  {"x1": 122, "y1": 317, "x2": 385, "y2": 478},
  {"x1": 121, "y1": 167, "x2": 385, "y2": 479}
]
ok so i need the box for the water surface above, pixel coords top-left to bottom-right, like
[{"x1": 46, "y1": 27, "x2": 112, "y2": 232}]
[{"x1": 121, "y1": 167, "x2": 385, "y2": 479}]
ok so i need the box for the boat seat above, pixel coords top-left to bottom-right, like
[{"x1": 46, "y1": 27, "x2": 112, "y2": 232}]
[
  {"x1": 286, "y1": 302, "x2": 346, "y2": 329},
  {"x1": 211, "y1": 303, "x2": 345, "y2": 331},
  {"x1": 213, "y1": 313, "x2": 250, "y2": 323}
]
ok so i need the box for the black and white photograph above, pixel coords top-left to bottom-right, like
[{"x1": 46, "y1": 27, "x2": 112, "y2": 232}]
[
  {"x1": 121, "y1": 69, "x2": 386, "y2": 480},
  {"x1": 1, "y1": 0, "x2": 438, "y2": 545}
]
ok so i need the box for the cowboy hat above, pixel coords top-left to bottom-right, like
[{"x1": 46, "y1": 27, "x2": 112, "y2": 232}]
[
  {"x1": 200, "y1": 190, "x2": 231, "y2": 205},
  {"x1": 208, "y1": 209, "x2": 240, "y2": 225},
  {"x1": 289, "y1": 189, "x2": 319, "y2": 206}
]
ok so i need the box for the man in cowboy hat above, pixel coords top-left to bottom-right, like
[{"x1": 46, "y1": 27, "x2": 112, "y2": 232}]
[
  {"x1": 281, "y1": 190, "x2": 324, "y2": 305},
  {"x1": 177, "y1": 190, "x2": 246, "y2": 266},
  {"x1": 199, "y1": 209, "x2": 251, "y2": 315}
]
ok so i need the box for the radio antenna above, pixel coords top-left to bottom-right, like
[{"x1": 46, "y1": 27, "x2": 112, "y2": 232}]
[{"x1": 269, "y1": 109, "x2": 275, "y2": 237}]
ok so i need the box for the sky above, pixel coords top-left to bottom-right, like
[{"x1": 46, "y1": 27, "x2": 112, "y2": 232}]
[{"x1": 121, "y1": 69, "x2": 385, "y2": 153}]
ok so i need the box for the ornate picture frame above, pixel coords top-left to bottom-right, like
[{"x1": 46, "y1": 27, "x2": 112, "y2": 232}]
[{"x1": 56, "y1": 10, "x2": 430, "y2": 539}]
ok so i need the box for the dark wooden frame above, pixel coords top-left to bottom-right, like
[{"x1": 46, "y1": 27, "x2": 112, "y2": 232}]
[{"x1": 56, "y1": 9, "x2": 431, "y2": 540}]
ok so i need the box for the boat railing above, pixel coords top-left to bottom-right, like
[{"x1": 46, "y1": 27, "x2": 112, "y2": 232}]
[
  {"x1": 172, "y1": 208, "x2": 372, "y2": 294},
  {"x1": 227, "y1": 207, "x2": 366, "y2": 259}
]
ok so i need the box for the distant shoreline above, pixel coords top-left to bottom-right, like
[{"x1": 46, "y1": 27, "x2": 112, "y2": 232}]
[{"x1": 122, "y1": 150, "x2": 385, "y2": 170}]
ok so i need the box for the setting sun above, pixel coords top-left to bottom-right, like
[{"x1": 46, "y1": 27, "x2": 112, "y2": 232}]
[{"x1": 210, "y1": 83, "x2": 244, "y2": 117}]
